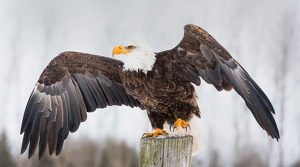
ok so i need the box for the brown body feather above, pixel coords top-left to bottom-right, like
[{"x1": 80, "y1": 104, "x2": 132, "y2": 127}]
[{"x1": 20, "y1": 24, "x2": 279, "y2": 160}]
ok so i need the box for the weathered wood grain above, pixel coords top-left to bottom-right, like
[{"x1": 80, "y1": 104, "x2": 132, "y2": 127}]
[{"x1": 139, "y1": 135, "x2": 193, "y2": 167}]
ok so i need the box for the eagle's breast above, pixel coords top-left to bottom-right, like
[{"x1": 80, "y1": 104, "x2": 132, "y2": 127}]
[
  {"x1": 120, "y1": 70, "x2": 155, "y2": 107},
  {"x1": 120, "y1": 64, "x2": 199, "y2": 115}
]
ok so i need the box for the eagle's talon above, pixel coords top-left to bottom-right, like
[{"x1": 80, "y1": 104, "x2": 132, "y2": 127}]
[
  {"x1": 172, "y1": 118, "x2": 190, "y2": 131},
  {"x1": 169, "y1": 123, "x2": 174, "y2": 131},
  {"x1": 173, "y1": 126, "x2": 177, "y2": 132},
  {"x1": 142, "y1": 133, "x2": 147, "y2": 138},
  {"x1": 162, "y1": 131, "x2": 169, "y2": 136},
  {"x1": 185, "y1": 124, "x2": 191, "y2": 132},
  {"x1": 142, "y1": 128, "x2": 168, "y2": 138}
]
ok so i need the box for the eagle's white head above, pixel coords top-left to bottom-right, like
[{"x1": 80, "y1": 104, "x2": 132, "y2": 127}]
[{"x1": 112, "y1": 40, "x2": 156, "y2": 73}]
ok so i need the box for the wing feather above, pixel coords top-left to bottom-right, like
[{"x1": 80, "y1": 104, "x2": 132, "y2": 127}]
[
  {"x1": 20, "y1": 51, "x2": 144, "y2": 159},
  {"x1": 48, "y1": 95, "x2": 63, "y2": 155}
]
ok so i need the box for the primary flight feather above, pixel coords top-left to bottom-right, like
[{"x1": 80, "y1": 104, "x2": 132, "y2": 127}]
[{"x1": 20, "y1": 24, "x2": 279, "y2": 160}]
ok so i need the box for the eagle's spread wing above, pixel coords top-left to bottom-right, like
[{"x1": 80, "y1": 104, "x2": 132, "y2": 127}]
[
  {"x1": 20, "y1": 51, "x2": 143, "y2": 159},
  {"x1": 158, "y1": 24, "x2": 279, "y2": 140}
]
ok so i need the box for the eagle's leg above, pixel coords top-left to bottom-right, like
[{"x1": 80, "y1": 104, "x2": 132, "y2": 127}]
[
  {"x1": 170, "y1": 118, "x2": 191, "y2": 132},
  {"x1": 142, "y1": 128, "x2": 168, "y2": 138}
]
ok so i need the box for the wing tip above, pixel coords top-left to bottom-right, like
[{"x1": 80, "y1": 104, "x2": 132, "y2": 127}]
[
  {"x1": 273, "y1": 127, "x2": 280, "y2": 141},
  {"x1": 271, "y1": 132, "x2": 280, "y2": 141},
  {"x1": 20, "y1": 146, "x2": 26, "y2": 155}
]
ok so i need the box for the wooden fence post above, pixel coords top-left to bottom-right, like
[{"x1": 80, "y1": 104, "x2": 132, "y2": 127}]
[{"x1": 139, "y1": 135, "x2": 193, "y2": 167}]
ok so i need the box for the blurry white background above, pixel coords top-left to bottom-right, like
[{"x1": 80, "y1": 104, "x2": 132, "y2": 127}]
[{"x1": 0, "y1": 0, "x2": 299, "y2": 166}]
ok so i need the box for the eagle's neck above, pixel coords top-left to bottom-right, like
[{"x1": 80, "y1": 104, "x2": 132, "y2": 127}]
[{"x1": 120, "y1": 52, "x2": 156, "y2": 73}]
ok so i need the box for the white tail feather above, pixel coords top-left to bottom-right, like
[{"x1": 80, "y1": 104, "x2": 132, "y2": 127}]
[{"x1": 163, "y1": 115, "x2": 204, "y2": 156}]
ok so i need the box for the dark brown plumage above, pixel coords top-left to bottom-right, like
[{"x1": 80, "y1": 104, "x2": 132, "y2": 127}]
[{"x1": 20, "y1": 24, "x2": 279, "y2": 160}]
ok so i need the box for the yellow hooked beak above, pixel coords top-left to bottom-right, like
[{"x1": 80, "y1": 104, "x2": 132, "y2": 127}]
[{"x1": 112, "y1": 45, "x2": 131, "y2": 57}]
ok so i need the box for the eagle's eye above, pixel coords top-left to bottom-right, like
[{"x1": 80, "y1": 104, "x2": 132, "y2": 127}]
[{"x1": 127, "y1": 45, "x2": 135, "y2": 50}]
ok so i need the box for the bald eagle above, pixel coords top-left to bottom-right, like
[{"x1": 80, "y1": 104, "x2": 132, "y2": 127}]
[{"x1": 20, "y1": 24, "x2": 279, "y2": 160}]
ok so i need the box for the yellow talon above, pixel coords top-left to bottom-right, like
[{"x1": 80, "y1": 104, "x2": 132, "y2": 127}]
[
  {"x1": 143, "y1": 128, "x2": 168, "y2": 138},
  {"x1": 172, "y1": 118, "x2": 189, "y2": 131}
]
